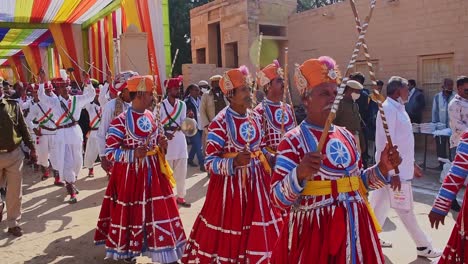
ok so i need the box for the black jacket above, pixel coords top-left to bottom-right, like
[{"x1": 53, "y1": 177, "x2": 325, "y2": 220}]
[{"x1": 405, "y1": 88, "x2": 425, "y2": 123}]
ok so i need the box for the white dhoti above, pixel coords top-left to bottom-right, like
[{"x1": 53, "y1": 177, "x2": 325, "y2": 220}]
[
  {"x1": 83, "y1": 131, "x2": 99, "y2": 169},
  {"x1": 168, "y1": 158, "x2": 188, "y2": 198},
  {"x1": 369, "y1": 184, "x2": 432, "y2": 247},
  {"x1": 36, "y1": 134, "x2": 57, "y2": 168},
  {"x1": 54, "y1": 125, "x2": 84, "y2": 183}
]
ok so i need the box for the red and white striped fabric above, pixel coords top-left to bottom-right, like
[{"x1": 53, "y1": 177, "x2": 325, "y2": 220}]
[
  {"x1": 94, "y1": 108, "x2": 186, "y2": 263},
  {"x1": 182, "y1": 107, "x2": 283, "y2": 263}
]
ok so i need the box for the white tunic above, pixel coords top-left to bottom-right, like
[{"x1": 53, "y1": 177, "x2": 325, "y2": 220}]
[
  {"x1": 97, "y1": 98, "x2": 130, "y2": 157},
  {"x1": 84, "y1": 101, "x2": 101, "y2": 139},
  {"x1": 157, "y1": 99, "x2": 188, "y2": 160}
]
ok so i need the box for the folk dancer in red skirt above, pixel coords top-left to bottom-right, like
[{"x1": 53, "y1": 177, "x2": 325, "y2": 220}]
[
  {"x1": 94, "y1": 75, "x2": 186, "y2": 263},
  {"x1": 182, "y1": 66, "x2": 283, "y2": 263},
  {"x1": 429, "y1": 131, "x2": 468, "y2": 264},
  {"x1": 269, "y1": 56, "x2": 402, "y2": 264},
  {"x1": 254, "y1": 60, "x2": 296, "y2": 168}
]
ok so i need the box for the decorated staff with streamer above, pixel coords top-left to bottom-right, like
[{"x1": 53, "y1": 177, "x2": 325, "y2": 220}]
[
  {"x1": 182, "y1": 65, "x2": 283, "y2": 264},
  {"x1": 269, "y1": 55, "x2": 402, "y2": 264},
  {"x1": 37, "y1": 68, "x2": 96, "y2": 203},
  {"x1": 254, "y1": 59, "x2": 296, "y2": 168},
  {"x1": 94, "y1": 75, "x2": 186, "y2": 264}
]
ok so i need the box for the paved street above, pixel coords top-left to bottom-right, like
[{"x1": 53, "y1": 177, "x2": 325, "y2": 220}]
[{"x1": 0, "y1": 151, "x2": 462, "y2": 264}]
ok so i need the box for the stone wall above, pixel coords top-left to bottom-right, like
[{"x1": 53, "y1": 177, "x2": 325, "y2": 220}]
[
  {"x1": 181, "y1": 64, "x2": 231, "y2": 88},
  {"x1": 287, "y1": 0, "x2": 468, "y2": 123}
]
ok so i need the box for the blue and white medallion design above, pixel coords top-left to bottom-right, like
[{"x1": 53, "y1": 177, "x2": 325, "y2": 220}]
[
  {"x1": 239, "y1": 121, "x2": 256, "y2": 142},
  {"x1": 137, "y1": 115, "x2": 152, "y2": 133},
  {"x1": 274, "y1": 108, "x2": 289, "y2": 124},
  {"x1": 326, "y1": 138, "x2": 351, "y2": 167}
]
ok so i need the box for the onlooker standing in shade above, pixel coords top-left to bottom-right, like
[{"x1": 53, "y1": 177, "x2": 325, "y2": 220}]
[
  {"x1": 367, "y1": 80, "x2": 384, "y2": 164},
  {"x1": 0, "y1": 82, "x2": 37, "y2": 237},
  {"x1": 405, "y1": 79, "x2": 426, "y2": 124},
  {"x1": 334, "y1": 80, "x2": 365, "y2": 153},
  {"x1": 350, "y1": 72, "x2": 370, "y2": 168},
  {"x1": 185, "y1": 84, "x2": 205, "y2": 172},
  {"x1": 432, "y1": 78, "x2": 455, "y2": 170},
  {"x1": 200, "y1": 75, "x2": 229, "y2": 153}
]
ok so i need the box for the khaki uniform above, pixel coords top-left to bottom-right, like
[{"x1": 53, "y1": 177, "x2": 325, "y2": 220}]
[
  {"x1": 200, "y1": 89, "x2": 229, "y2": 153},
  {"x1": 0, "y1": 97, "x2": 35, "y2": 228}
]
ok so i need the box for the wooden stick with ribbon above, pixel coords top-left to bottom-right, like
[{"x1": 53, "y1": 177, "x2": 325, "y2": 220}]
[
  {"x1": 349, "y1": 0, "x2": 400, "y2": 176},
  {"x1": 316, "y1": 0, "x2": 376, "y2": 153},
  {"x1": 281, "y1": 47, "x2": 298, "y2": 136},
  {"x1": 252, "y1": 33, "x2": 263, "y2": 107}
]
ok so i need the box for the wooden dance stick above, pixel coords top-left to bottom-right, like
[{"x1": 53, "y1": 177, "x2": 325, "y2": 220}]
[
  {"x1": 349, "y1": 0, "x2": 400, "y2": 175},
  {"x1": 316, "y1": 0, "x2": 376, "y2": 153}
]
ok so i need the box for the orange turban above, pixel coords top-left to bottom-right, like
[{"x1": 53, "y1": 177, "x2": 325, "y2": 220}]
[
  {"x1": 295, "y1": 56, "x2": 341, "y2": 95},
  {"x1": 126, "y1": 75, "x2": 155, "y2": 93},
  {"x1": 220, "y1": 65, "x2": 251, "y2": 95},
  {"x1": 257, "y1": 60, "x2": 283, "y2": 87}
]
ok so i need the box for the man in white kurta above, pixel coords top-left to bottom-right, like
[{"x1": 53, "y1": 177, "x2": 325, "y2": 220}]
[
  {"x1": 38, "y1": 71, "x2": 95, "y2": 204},
  {"x1": 96, "y1": 71, "x2": 136, "y2": 175},
  {"x1": 25, "y1": 83, "x2": 61, "y2": 183},
  {"x1": 83, "y1": 90, "x2": 101, "y2": 177},
  {"x1": 369, "y1": 76, "x2": 441, "y2": 259},
  {"x1": 158, "y1": 77, "x2": 190, "y2": 207}
]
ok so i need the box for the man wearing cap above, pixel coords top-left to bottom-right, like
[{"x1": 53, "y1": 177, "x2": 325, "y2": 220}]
[
  {"x1": 158, "y1": 77, "x2": 190, "y2": 208},
  {"x1": 334, "y1": 79, "x2": 365, "y2": 153},
  {"x1": 38, "y1": 69, "x2": 95, "y2": 204},
  {"x1": 254, "y1": 60, "x2": 296, "y2": 167},
  {"x1": 200, "y1": 75, "x2": 229, "y2": 153},
  {"x1": 269, "y1": 56, "x2": 402, "y2": 263},
  {"x1": 185, "y1": 83, "x2": 205, "y2": 172},
  {"x1": 83, "y1": 86, "x2": 102, "y2": 178},
  {"x1": 97, "y1": 71, "x2": 137, "y2": 175},
  {"x1": 198, "y1": 80, "x2": 210, "y2": 94},
  {"x1": 182, "y1": 66, "x2": 283, "y2": 263},
  {"x1": 25, "y1": 82, "x2": 61, "y2": 182},
  {"x1": 0, "y1": 77, "x2": 37, "y2": 237},
  {"x1": 369, "y1": 76, "x2": 441, "y2": 258},
  {"x1": 94, "y1": 75, "x2": 186, "y2": 264}
]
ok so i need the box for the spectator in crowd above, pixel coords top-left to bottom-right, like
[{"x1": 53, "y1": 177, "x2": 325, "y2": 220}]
[
  {"x1": 334, "y1": 80, "x2": 365, "y2": 153},
  {"x1": 350, "y1": 72, "x2": 370, "y2": 168},
  {"x1": 448, "y1": 76, "x2": 468, "y2": 160},
  {"x1": 367, "y1": 80, "x2": 384, "y2": 164},
  {"x1": 185, "y1": 84, "x2": 205, "y2": 172},
  {"x1": 405, "y1": 79, "x2": 426, "y2": 124},
  {"x1": 198, "y1": 80, "x2": 210, "y2": 95},
  {"x1": 200, "y1": 75, "x2": 229, "y2": 153},
  {"x1": 432, "y1": 78, "x2": 455, "y2": 170},
  {"x1": 0, "y1": 80, "x2": 37, "y2": 237}
]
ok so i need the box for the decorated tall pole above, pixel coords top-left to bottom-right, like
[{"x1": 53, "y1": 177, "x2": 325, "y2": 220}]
[{"x1": 316, "y1": 0, "x2": 376, "y2": 153}]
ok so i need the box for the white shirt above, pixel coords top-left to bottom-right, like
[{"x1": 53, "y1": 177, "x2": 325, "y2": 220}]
[
  {"x1": 25, "y1": 98, "x2": 58, "y2": 135},
  {"x1": 38, "y1": 83, "x2": 96, "y2": 145},
  {"x1": 157, "y1": 98, "x2": 188, "y2": 160},
  {"x1": 97, "y1": 98, "x2": 130, "y2": 156},
  {"x1": 98, "y1": 83, "x2": 110, "y2": 107},
  {"x1": 84, "y1": 101, "x2": 102, "y2": 138},
  {"x1": 448, "y1": 94, "x2": 468, "y2": 148},
  {"x1": 375, "y1": 97, "x2": 414, "y2": 180}
]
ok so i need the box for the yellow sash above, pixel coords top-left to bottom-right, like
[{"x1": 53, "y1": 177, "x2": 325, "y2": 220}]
[
  {"x1": 146, "y1": 147, "x2": 176, "y2": 188},
  {"x1": 222, "y1": 150, "x2": 271, "y2": 175},
  {"x1": 265, "y1": 146, "x2": 277, "y2": 155},
  {"x1": 302, "y1": 176, "x2": 382, "y2": 233}
]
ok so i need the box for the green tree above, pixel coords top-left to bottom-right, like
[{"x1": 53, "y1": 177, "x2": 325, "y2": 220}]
[
  {"x1": 297, "y1": 0, "x2": 344, "y2": 12},
  {"x1": 169, "y1": 0, "x2": 212, "y2": 76}
]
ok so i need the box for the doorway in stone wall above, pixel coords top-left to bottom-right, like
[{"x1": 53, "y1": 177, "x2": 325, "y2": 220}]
[{"x1": 418, "y1": 54, "x2": 454, "y2": 123}]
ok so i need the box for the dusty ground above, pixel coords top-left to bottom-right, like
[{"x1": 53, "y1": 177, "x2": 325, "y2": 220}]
[{"x1": 0, "y1": 152, "x2": 461, "y2": 264}]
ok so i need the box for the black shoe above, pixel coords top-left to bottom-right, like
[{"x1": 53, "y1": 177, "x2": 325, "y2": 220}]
[
  {"x1": 188, "y1": 160, "x2": 198, "y2": 167},
  {"x1": 0, "y1": 201, "x2": 4, "y2": 222},
  {"x1": 199, "y1": 166, "x2": 206, "y2": 172},
  {"x1": 451, "y1": 199, "x2": 461, "y2": 212},
  {"x1": 7, "y1": 226, "x2": 23, "y2": 237},
  {"x1": 0, "y1": 188, "x2": 6, "y2": 201}
]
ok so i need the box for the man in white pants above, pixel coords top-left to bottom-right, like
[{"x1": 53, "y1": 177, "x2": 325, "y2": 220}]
[
  {"x1": 83, "y1": 87, "x2": 101, "y2": 177},
  {"x1": 38, "y1": 69, "x2": 95, "y2": 204},
  {"x1": 369, "y1": 76, "x2": 441, "y2": 258},
  {"x1": 158, "y1": 77, "x2": 190, "y2": 208},
  {"x1": 25, "y1": 82, "x2": 63, "y2": 184}
]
